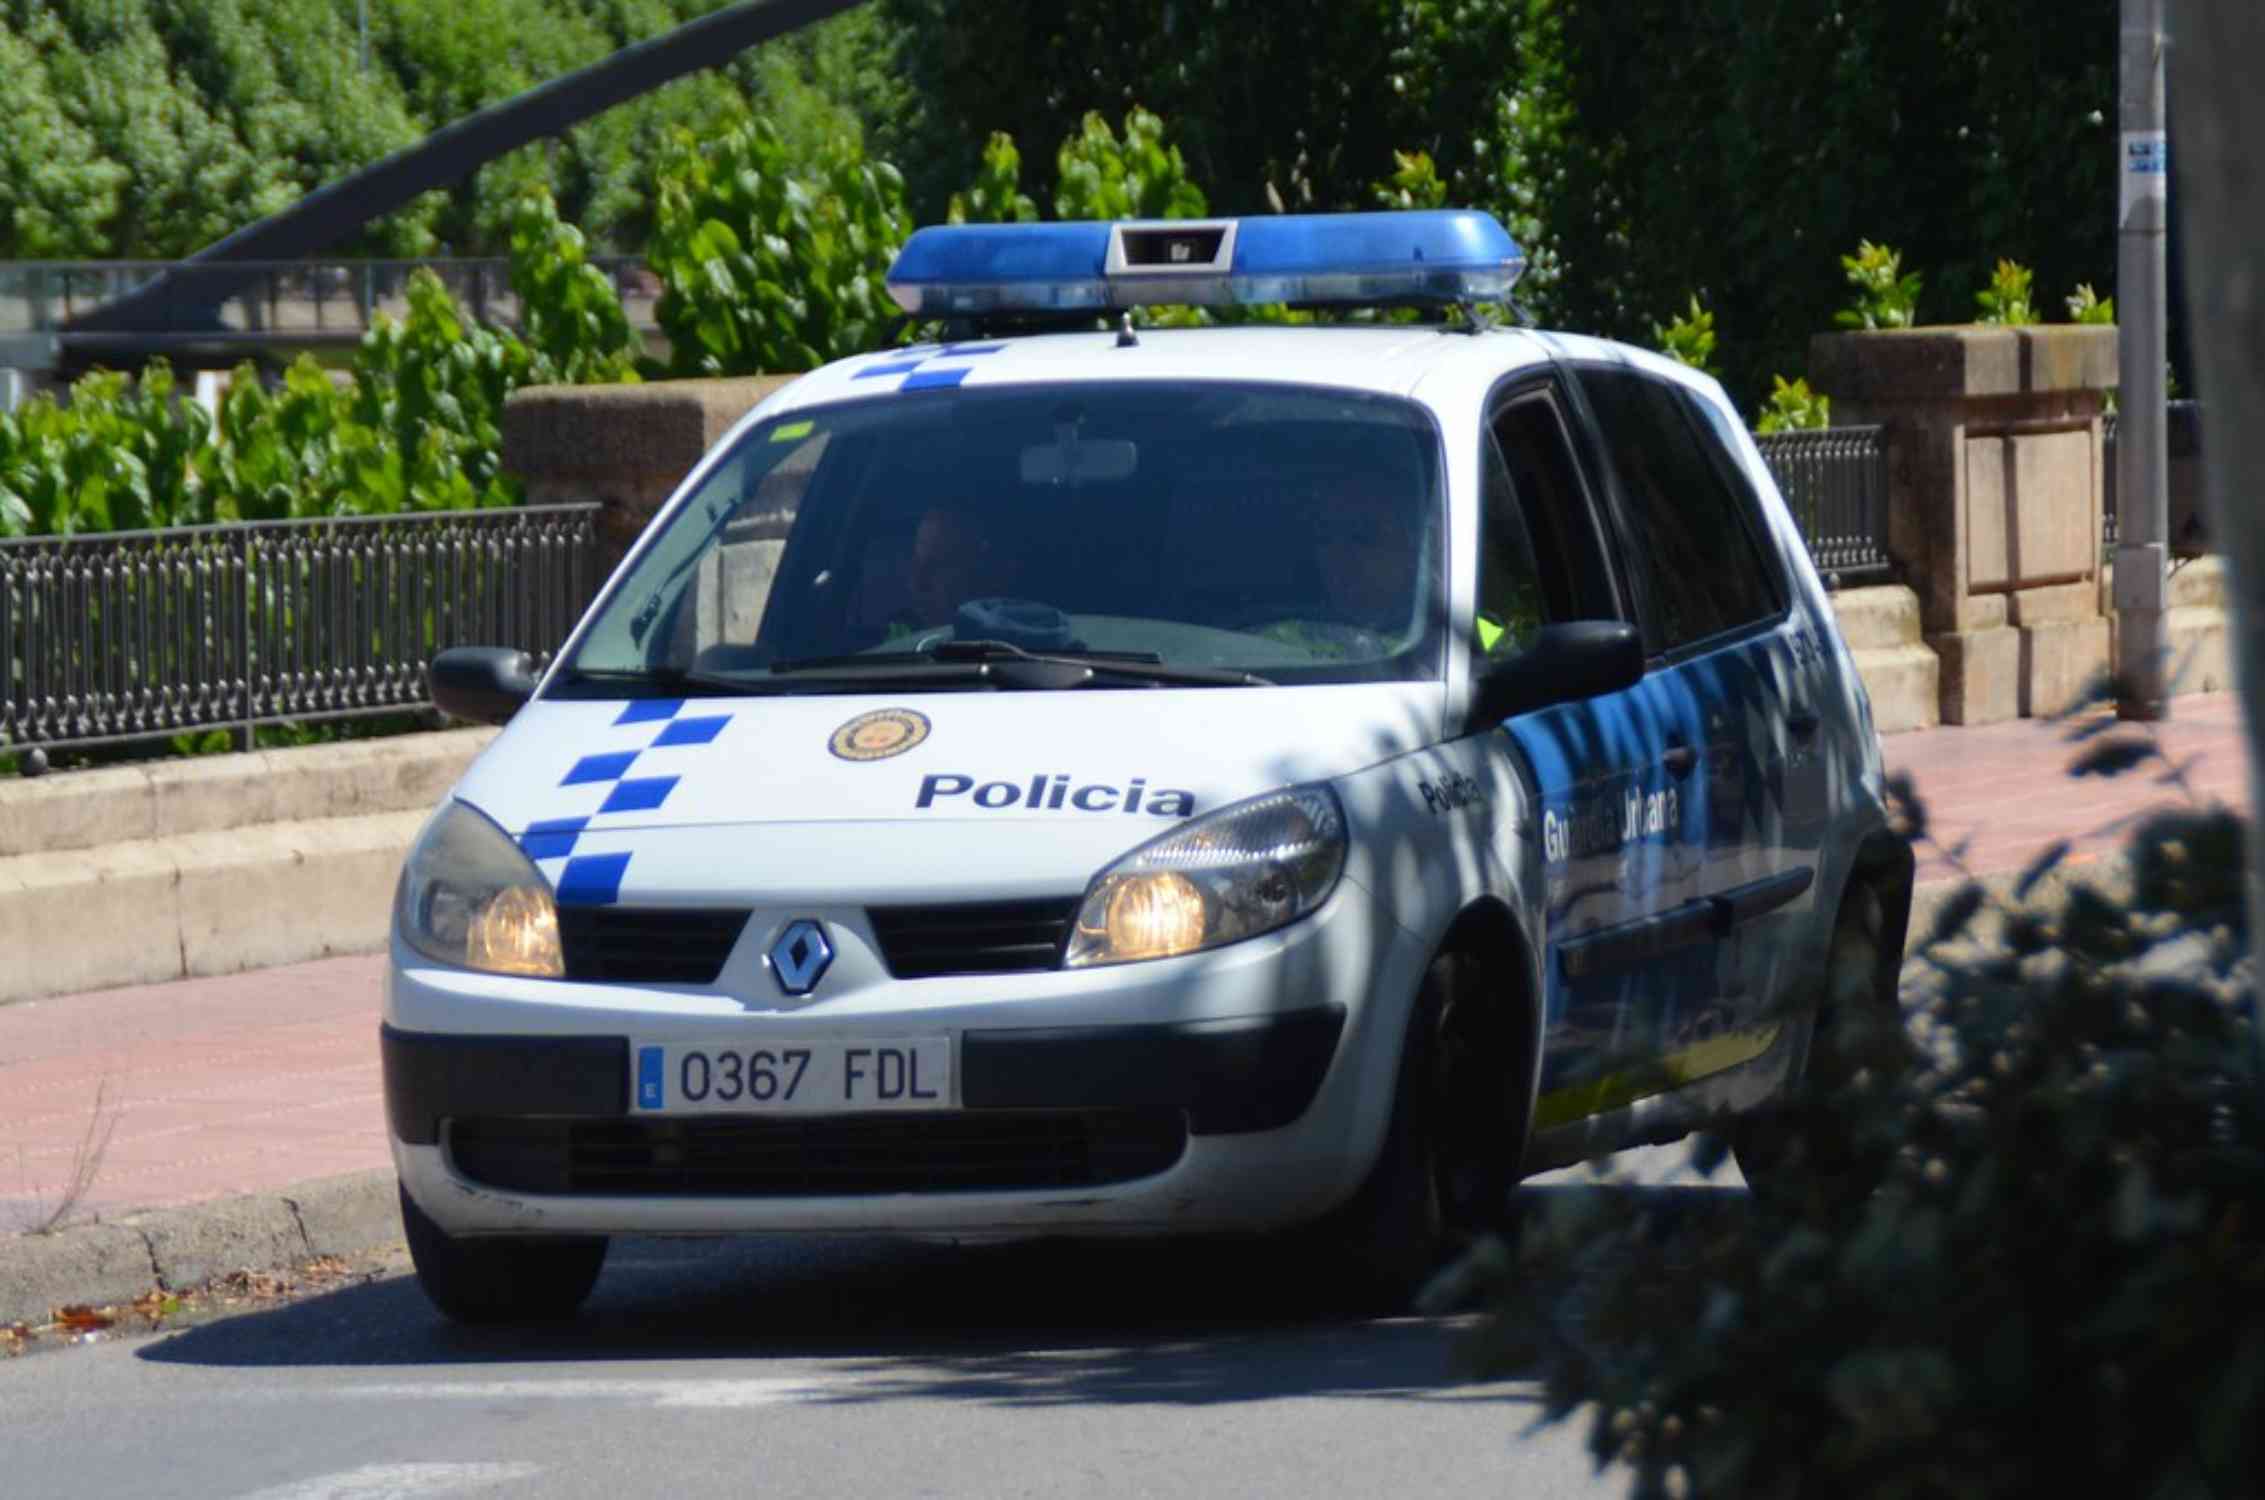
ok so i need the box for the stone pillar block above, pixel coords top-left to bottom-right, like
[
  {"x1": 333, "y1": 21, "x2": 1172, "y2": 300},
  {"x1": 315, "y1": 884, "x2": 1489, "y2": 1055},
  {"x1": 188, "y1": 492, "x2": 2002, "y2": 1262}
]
[
  {"x1": 502, "y1": 376, "x2": 797, "y2": 567},
  {"x1": 1811, "y1": 325, "x2": 2119, "y2": 725},
  {"x1": 1926, "y1": 624, "x2": 2023, "y2": 726}
]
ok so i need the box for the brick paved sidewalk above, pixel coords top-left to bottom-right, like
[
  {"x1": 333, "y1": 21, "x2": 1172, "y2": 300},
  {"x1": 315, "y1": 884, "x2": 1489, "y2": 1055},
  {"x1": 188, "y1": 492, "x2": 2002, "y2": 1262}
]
[
  {"x1": 0, "y1": 694, "x2": 2249, "y2": 1232},
  {"x1": 1882, "y1": 690, "x2": 2248, "y2": 886}
]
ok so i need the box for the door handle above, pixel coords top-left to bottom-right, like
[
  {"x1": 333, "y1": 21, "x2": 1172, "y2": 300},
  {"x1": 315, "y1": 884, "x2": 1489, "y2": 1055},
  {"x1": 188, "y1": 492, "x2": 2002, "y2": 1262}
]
[{"x1": 1663, "y1": 744, "x2": 1699, "y2": 778}]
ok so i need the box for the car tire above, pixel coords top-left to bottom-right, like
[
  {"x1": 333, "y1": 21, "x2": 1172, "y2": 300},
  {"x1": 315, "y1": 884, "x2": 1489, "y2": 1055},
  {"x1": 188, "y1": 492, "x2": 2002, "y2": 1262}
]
[
  {"x1": 398, "y1": 1182, "x2": 608, "y2": 1324},
  {"x1": 1734, "y1": 880, "x2": 1905, "y2": 1207},
  {"x1": 1312, "y1": 950, "x2": 1524, "y2": 1311}
]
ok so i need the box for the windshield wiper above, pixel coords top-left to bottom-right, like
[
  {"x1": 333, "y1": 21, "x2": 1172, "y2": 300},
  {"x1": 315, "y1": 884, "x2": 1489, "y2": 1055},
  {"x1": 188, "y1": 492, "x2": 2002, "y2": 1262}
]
[
  {"x1": 550, "y1": 665, "x2": 760, "y2": 699},
  {"x1": 771, "y1": 639, "x2": 1272, "y2": 688}
]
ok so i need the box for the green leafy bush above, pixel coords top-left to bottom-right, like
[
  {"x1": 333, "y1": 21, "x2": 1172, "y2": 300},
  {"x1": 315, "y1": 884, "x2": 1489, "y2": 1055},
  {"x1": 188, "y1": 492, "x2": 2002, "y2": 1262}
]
[
  {"x1": 645, "y1": 116, "x2": 910, "y2": 377},
  {"x1": 1458, "y1": 726, "x2": 2263, "y2": 1499},
  {"x1": 947, "y1": 132, "x2": 1040, "y2": 225},
  {"x1": 1052, "y1": 107, "x2": 1208, "y2": 223},
  {"x1": 1653, "y1": 297, "x2": 1720, "y2": 379},
  {"x1": 509, "y1": 187, "x2": 642, "y2": 385},
  {"x1": 2067, "y1": 282, "x2": 2117, "y2": 324},
  {"x1": 3, "y1": 191, "x2": 643, "y2": 537},
  {"x1": 0, "y1": 362, "x2": 214, "y2": 535},
  {"x1": 1975, "y1": 257, "x2": 2038, "y2": 325},
  {"x1": 1836, "y1": 240, "x2": 1925, "y2": 330},
  {"x1": 1372, "y1": 149, "x2": 1451, "y2": 212},
  {"x1": 200, "y1": 357, "x2": 363, "y2": 520},
  {"x1": 347, "y1": 269, "x2": 535, "y2": 508},
  {"x1": 1755, "y1": 375, "x2": 1832, "y2": 433}
]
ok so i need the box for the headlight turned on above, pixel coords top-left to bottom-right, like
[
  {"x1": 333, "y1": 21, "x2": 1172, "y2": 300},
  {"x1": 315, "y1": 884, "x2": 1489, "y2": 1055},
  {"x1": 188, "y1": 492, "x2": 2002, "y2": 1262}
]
[
  {"x1": 1065, "y1": 785, "x2": 1347, "y2": 967},
  {"x1": 395, "y1": 799, "x2": 565, "y2": 978}
]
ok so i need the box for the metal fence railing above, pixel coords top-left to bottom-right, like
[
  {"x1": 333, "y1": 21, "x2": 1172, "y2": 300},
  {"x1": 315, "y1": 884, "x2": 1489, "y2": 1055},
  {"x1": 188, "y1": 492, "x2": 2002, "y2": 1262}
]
[
  {"x1": 0, "y1": 415, "x2": 1898, "y2": 759},
  {"x1": 1754, "y1": 424, "x2": 1895, "y2": 586},
  {"x1": 0, "y1": 258, "x2": 662, "y2": 340},
  {"x1": 0, "y1": 504, "x2": 602, "y2": 755},
  {"x1": 2102, "y1": 400, "x2": 2206, "y2": 553}
]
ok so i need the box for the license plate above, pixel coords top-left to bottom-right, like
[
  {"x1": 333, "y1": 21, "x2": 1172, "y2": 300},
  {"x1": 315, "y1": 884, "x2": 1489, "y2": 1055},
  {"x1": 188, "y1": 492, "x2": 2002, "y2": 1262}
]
[{"x1": 632, "y1": 1038, "x2": 953, "y2": 1115}]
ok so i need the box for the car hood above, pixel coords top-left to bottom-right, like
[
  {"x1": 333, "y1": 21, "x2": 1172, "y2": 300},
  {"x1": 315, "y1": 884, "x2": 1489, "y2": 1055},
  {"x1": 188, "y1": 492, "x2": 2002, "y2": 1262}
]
[{"x1": 451, "y1": 684, "x2": 1442, "y2": 904}]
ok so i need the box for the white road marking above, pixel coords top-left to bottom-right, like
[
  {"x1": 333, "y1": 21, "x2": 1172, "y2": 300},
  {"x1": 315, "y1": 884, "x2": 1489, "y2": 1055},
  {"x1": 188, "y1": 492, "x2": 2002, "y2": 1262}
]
[
  {"x1": 323, "y1": 1377, "x2": 818, "y2": 1409},
  {"x1": 231, "y1": 1464, "x2": 542, "y2": 1500}
]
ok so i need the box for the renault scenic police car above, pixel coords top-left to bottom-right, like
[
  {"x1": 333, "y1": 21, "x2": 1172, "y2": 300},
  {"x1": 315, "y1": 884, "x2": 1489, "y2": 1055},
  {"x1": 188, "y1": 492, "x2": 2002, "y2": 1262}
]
[{"x1": 383, "y1": 210, "x2": 1913, "y2": 1321}]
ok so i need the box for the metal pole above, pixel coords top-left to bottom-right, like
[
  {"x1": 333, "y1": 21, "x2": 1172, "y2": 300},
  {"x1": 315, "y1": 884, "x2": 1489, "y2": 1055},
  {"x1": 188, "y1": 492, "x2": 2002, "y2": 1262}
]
[
  {"x1": 2168, "y1": 3, "x2": 2265, "y2": 1070},
  {"x1": 2115, "y1": 0, "x2": 2171, "y2": 721},
  {"x1": 358, "y1": 0, "x2": 370, "y2": 74}
]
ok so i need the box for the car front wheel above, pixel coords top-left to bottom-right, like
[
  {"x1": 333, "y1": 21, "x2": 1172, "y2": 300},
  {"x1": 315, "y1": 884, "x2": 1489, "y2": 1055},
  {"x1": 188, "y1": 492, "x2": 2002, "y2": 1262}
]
[
  {"x1": 1312, "y1": 950, "x2": 1524, "y2": 1309},
  {"x1": 399, "y1": 1181, "x2": 608, "y2": 1324}
]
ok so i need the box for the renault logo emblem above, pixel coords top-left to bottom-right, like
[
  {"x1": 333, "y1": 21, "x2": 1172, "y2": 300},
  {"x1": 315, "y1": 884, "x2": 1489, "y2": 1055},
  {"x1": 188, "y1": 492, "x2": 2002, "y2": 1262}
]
[{"x1": 768, "y1": 920, "x2": 834, "y2": 996}]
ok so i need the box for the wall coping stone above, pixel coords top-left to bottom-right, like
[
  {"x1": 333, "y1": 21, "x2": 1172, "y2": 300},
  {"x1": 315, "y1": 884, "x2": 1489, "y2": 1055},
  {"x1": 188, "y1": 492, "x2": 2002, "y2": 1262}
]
[
  {"x1": 502, "y1": 376, "x2": 797, "y2": 480},
  {"x1": 1809, "y1": 325, "x2": 2119, "y2": 404},
  {"x1": 0, "y1": 727, "x2": 493, "y2": 860}
]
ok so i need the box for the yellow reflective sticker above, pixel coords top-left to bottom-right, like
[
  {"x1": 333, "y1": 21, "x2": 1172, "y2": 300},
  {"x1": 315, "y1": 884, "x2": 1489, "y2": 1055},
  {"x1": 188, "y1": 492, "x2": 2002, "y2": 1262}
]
[
  {"x1": 1531, "y1": 1024, "x2": 1784, "y2": 1130},
  {"x1": 771, "y1": 420, "x2": 815, "y2": 443}
]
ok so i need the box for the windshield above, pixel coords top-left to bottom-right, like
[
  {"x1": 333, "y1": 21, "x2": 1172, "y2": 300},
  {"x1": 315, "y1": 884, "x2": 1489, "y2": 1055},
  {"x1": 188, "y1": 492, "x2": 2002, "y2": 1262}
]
[{"x1": 556, "y1": 381, "x2": 1447, "y2": 696}]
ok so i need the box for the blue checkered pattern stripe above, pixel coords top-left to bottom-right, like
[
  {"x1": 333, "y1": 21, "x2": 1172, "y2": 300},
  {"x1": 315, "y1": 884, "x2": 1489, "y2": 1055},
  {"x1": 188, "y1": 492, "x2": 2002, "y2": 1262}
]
[
  {"x1": 852, "y1": 342, "x2": 1006, "y2": 391},
  {"x1": 521, "y1": 699, "x2": 733, "y2": 907}
]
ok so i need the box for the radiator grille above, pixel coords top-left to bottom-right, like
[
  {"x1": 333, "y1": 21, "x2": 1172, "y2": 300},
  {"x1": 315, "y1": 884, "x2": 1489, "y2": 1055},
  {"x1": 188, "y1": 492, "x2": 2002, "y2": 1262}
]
[
  {"x1": 555, "y1": 906, "x2": 750, "y2": 985},
  {"x1": 448, "y1": 1110, "x2": 1186, "y2": 1196},
  {"x1": 867, "y1": 897, "x2": 1080, "y2": 979}
]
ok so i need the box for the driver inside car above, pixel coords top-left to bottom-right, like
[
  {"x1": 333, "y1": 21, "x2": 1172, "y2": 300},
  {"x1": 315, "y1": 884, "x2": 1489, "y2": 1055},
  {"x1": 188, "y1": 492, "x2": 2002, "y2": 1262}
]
[{"x1": 906, "y1": 503, "x2": 1016, "y2": 627}]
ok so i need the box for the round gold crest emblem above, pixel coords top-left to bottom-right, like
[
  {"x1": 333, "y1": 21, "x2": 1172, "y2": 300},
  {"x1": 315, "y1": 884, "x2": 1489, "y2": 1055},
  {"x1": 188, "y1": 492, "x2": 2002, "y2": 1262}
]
[{"x1": 828, "y1": 708, "x2": 932, "y2": 762}]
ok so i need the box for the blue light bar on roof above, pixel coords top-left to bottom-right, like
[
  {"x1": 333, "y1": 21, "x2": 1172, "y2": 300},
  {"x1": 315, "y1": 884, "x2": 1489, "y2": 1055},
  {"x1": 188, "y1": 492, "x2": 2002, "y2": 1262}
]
[{"x1": 884, "y1": 211, "x2": 1525, "y2": 317}]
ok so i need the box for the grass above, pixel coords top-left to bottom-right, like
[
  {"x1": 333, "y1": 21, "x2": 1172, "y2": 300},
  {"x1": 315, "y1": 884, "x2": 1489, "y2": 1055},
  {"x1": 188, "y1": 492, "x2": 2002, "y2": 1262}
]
[{"x1": 8, "y1": 1079, "x2": 119, "y2": 1237}]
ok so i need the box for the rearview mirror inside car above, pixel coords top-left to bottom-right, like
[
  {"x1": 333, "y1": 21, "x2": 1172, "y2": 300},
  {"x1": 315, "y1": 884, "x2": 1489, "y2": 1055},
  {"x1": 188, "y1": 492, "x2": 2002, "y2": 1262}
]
[{"x1": 1020, "y1": 438, "x2": 1138, "y2": 485}]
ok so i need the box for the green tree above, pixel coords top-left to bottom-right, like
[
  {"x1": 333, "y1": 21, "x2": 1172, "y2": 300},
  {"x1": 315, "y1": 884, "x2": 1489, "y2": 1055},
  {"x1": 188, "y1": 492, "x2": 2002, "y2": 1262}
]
[
  {"x1": 877, "y1": 0, "x2": 1454, "y2": 222},
  {"x1": 644, "y1": 117, "x2": 910, "y2": 376},
  {"x1": 0, "y1": 18, "x2": 126, "y2": 258},
  {"x1": 29, "y1": 1, "x2": 295, "y2": 258},
  {"x1": 153, "y1": 0, "x2": 442, "y2": 256},
  {"x1": 1478, "y1": 0, "x2": 2116, "y2": 407}
]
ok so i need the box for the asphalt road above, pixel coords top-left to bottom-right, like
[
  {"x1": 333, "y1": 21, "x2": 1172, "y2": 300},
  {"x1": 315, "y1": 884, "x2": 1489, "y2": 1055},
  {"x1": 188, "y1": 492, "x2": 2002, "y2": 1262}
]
[{"x1": 0, "y1": 1150, "x2": 1733, "y2": 1500}]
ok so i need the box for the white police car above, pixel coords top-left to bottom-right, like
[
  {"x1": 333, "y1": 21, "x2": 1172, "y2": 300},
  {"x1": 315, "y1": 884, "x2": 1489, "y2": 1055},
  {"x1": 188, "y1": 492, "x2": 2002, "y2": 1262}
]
[{"x1": 384, "y1": 211, "x2": 1913, "y2": 1321}]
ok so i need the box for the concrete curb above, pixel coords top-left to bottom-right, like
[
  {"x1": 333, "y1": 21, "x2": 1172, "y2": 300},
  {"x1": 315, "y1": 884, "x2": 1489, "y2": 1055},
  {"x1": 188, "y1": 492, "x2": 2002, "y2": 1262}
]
[{"x1": 0, "y1": 1169, "x2": 397, "y2": 1330}]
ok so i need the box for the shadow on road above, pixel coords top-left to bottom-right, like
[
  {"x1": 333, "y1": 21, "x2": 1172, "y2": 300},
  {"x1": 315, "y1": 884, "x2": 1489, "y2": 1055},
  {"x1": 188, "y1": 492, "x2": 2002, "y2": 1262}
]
[{"x1": 135, "y1": 1181, "x2": 1743, "y2": 1409}]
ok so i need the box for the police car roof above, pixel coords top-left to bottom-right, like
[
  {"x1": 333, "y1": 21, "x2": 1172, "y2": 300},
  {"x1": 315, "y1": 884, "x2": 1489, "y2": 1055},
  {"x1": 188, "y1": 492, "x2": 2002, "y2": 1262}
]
[
  {"x1": 747, "y1": 324, "x2": 1723, "y2": 436},
  {"x1": 761, "y1": 323, "x2": 1560, "y2": 414}
]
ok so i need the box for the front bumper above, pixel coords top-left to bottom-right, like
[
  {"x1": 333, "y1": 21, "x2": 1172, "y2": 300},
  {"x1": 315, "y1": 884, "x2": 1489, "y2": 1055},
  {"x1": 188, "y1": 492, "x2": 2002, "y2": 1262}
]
[
  {"x1": 382, "y1": 1005, "x2": 1345, "y2": 1145},
  {"x1": 383, "y1": 873, "x2": 1432, "y2": 1239}
]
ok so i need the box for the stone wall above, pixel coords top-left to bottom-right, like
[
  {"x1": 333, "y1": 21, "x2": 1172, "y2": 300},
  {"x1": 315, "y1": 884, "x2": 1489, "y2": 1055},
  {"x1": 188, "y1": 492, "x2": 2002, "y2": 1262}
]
[
  {"x1": 1811, "y1": 325, "x2": 2118, "y2": 725},
  {"x1": 502, "y1": 375, "x2": 796, "y2": 567}
]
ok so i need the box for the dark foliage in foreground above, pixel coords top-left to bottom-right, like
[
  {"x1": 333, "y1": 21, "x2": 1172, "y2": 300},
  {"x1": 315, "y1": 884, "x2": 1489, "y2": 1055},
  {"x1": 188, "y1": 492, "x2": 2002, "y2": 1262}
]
[{"x1": 1456, "y1": 727, "x2": 2263, "y2": 1499}]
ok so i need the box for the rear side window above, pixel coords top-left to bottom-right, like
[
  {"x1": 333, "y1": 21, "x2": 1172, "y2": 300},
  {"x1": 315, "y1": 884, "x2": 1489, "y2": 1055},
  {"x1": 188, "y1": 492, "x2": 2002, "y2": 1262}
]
[{"x1": 1580, "y1": 369, "x2": 1783, "y2": 655}]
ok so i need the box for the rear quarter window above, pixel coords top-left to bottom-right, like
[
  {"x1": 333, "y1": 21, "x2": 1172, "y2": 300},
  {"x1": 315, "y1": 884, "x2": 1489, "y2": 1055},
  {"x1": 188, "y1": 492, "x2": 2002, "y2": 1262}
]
[{"x1": 1579, "y1": 369, "x2": 1785, "y2": 656}]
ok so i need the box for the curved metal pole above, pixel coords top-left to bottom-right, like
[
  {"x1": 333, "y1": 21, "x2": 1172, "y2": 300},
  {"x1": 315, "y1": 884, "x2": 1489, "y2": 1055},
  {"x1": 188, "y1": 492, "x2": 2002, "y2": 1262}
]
[{"x1": 66, "y1": 0, "x2": 865, "y2": 334}]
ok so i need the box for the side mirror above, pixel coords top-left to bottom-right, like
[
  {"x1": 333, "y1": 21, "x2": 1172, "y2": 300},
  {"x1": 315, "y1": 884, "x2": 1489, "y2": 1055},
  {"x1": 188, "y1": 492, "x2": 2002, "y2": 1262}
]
[
  {"x1": 1468, "y1": 620, "x2": 1645, "y2": 727},
  {"x1": 430, "y1": 647, "x2": 538, "y2": 726}
]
